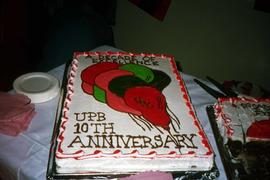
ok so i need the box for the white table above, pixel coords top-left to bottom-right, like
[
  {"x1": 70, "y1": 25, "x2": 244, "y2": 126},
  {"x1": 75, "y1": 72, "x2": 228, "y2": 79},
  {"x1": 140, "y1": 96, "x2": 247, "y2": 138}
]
[{"x1": 0, "y1": 45, "x2": 226, "y2": 180}]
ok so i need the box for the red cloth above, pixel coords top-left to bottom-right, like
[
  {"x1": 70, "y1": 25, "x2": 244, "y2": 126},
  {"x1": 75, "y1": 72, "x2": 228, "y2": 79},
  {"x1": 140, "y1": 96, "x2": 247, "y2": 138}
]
[{"x1": 0, "y1": 92, "x2": 36, "y2": 136}]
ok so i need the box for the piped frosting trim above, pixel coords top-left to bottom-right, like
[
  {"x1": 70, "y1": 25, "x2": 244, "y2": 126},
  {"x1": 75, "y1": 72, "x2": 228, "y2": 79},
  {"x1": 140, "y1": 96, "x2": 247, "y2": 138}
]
[{"x1": 57, "y1": 59, "x2": 78, "y2": 155}]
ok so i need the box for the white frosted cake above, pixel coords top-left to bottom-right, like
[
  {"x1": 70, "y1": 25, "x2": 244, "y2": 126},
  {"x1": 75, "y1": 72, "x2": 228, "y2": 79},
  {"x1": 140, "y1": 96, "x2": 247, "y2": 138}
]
[
  {"x1": 214, "y1": 97, "x2": 270, "y2": 144},
  {"x1": 54, "y1": 52, "x2": 214, "y2": 174},
  {"x1": 213, "y1": 97, "x2": 270, "y2": 178}
]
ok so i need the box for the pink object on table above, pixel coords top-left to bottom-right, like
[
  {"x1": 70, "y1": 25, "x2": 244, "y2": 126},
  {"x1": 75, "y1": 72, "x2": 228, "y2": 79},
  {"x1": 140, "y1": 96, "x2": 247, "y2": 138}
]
[
  {"x1": 120, "y1": 171, "x2": 173, "y2": 180},
  {"x1": 0, "y1": 92, "x2": 36, "y2": 136}
]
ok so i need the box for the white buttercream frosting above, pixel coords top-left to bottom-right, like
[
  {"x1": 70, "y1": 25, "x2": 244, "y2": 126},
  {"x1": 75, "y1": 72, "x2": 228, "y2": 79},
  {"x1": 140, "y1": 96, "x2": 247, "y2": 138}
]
[{"x1": 54, "y1": 52, "x2": 213, "y2": 174}]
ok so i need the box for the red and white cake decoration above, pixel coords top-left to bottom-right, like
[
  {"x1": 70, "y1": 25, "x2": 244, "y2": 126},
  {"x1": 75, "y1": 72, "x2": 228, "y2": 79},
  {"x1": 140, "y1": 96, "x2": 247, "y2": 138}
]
[
  {"x1": 54, "y1": 52, "x2": 214, "y2": 174},
  {"x1": 214, "y1": 97, "x2": 270, "y2": 143}
]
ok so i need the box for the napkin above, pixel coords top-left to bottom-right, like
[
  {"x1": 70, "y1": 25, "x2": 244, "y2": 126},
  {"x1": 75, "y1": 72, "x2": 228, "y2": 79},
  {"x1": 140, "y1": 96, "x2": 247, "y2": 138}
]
[
  {"x1": 0, "y1": 92, "x2": 36, "y2": 136},
  {"x1": 120, "y1": 171, "x2": 173, "y2": 180}
]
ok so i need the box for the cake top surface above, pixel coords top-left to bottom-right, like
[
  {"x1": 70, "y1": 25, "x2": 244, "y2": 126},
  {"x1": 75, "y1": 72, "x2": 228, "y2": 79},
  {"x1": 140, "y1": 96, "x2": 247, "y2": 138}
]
[
  {"x1": 55, "y1": 51, "x2": 213, "y2": 160},
  {"x1": 214, "y1": 97, "x2": 270, "y2": 142}
]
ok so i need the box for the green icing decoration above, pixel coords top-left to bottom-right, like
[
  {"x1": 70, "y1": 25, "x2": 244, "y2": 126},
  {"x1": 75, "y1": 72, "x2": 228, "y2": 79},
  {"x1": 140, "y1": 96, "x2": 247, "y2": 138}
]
[
  {"x1": 149, "y1": 69, "x2": 171, "y2": 91},
  {"x1": 109, "y1": 69, "x2": 172, "y2": 97},
  {"x1": 120, "y1": 64, "x2": 154, "y2": 83},
  {"x1": 109, "y1": 75, "x2": 147, "y2": 97},
  {"x1": 93, "y1": 85, "x2": 106, "y2": 103}
]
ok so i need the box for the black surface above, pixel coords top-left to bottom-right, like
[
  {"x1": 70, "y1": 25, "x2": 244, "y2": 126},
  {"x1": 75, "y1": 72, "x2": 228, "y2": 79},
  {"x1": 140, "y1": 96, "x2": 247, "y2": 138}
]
[{"x1": 0, "y1": 0, "x2": 115, "y2": 91}]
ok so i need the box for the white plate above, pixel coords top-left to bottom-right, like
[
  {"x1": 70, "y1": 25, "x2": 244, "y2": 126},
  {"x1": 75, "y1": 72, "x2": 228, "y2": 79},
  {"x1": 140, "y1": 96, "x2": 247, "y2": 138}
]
[{"x1": 13, "y1": 72, "x2": 60, "y2": 103}]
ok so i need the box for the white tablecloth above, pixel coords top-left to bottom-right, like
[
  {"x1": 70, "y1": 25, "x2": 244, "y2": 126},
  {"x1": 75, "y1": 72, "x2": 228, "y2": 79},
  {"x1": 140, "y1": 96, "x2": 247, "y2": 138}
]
[{"x1": 0, "y1": 45, "x2": 226, "y2": 180}]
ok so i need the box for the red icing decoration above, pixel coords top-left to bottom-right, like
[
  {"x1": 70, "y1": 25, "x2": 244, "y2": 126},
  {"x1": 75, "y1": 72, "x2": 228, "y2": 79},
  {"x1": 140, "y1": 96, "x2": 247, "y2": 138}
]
[
  {"x1": 246, "y1": 119, "x2": 270, "y2": 140},
  {"x1": 81, "y1": 82, "x2": 93, "y2": 95},
  {"x1": 94, "y1": 69, "x2": 142, "y2": 115},
  {"x1": 94, "y1": 150, "x2": 102, "y2": 154},
  {"x1": 81, "y1": 62, "x2": 119, "y2": 94},
  {"x1": 216, "y1": 97, "x2": 270, "y2": 138},
  {"x1": 124, "y1": 86, "x2": 170, "y2": 129}
]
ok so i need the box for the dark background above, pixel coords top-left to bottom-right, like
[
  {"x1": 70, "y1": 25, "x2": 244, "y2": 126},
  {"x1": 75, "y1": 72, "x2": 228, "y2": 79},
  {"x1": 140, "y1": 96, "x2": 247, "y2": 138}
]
[
  {"x1": 1, "y1": 0, "x2": 270, "y2": 92},
  {"x1": 0, "y1": 0, "x2": 116, "y2": 91}
]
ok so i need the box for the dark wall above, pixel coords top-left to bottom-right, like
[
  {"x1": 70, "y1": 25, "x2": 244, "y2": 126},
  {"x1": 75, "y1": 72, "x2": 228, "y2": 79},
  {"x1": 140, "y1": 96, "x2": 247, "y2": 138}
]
[{"x1": 0, "y1": 0, "x2": 116, "y2": 91}]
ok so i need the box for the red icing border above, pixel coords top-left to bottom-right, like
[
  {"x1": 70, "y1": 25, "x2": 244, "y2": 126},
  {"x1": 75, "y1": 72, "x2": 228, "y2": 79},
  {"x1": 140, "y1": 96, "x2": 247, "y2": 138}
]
[
  {"x1": 169, "y1": 58, "x2": 212, "y2": 156},
  {"x1": 56, "y1": 51, "x2": 213, "y2": 159},
  {"x1": 217, "y1": 97, "x2": 270, "y2": 104},
  {"x1": 57, "y1": 59, "x2": 78, "y2": 157}
]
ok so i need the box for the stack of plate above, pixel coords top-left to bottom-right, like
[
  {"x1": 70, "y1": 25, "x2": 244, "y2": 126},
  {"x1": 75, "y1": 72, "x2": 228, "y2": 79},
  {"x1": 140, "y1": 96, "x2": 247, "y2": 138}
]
[{"x1": 13, "y1": 72, "x2": 59, "y2": 103}]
